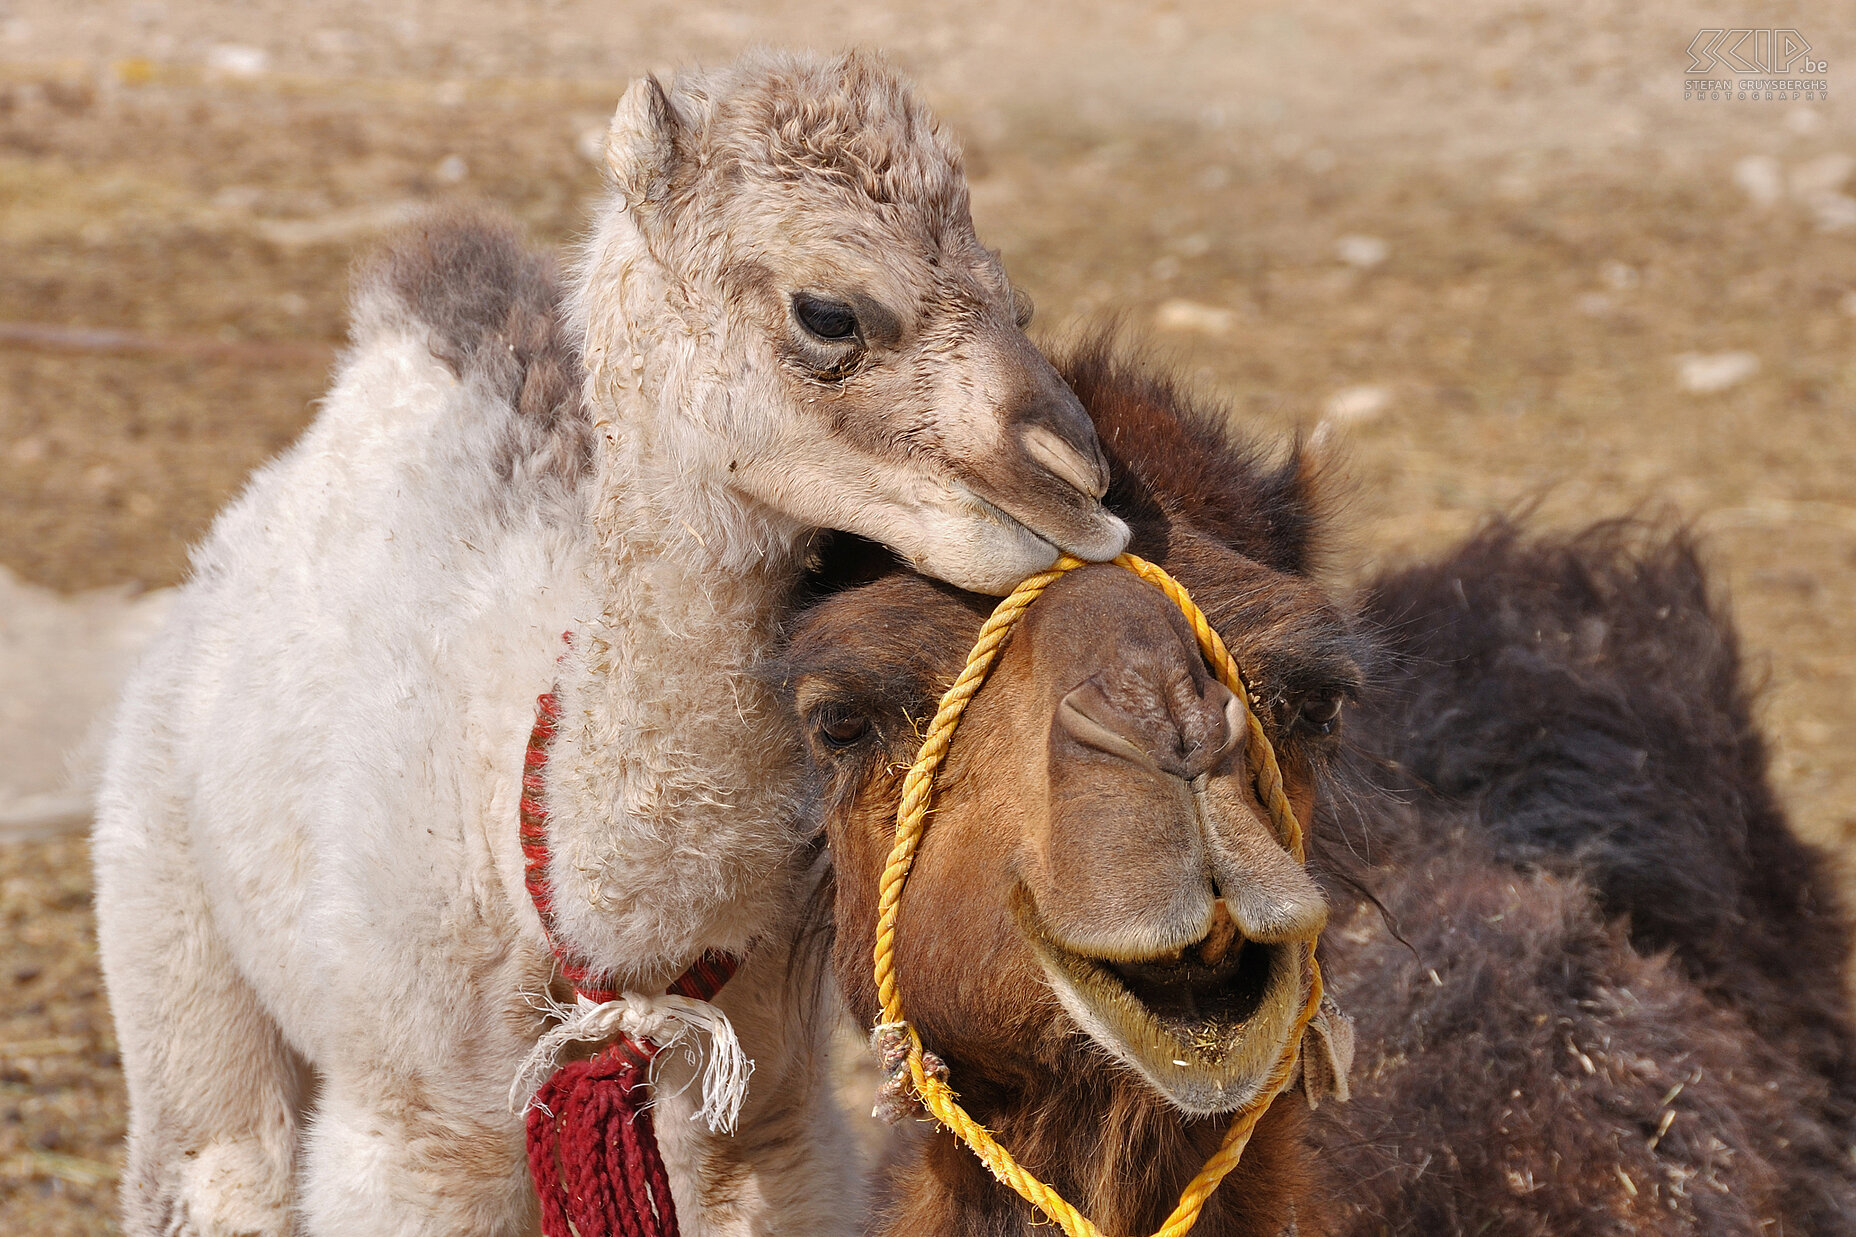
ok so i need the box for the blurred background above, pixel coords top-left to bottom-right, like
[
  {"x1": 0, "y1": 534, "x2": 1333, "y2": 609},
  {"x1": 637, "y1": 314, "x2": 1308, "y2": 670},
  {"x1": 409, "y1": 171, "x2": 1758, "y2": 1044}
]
[{"x1": 1, "y1": 0, "x2": 1850, "y2": 1230}]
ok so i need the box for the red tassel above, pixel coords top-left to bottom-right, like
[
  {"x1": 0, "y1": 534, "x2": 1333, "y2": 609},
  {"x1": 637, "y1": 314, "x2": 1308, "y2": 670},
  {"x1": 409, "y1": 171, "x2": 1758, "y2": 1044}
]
[{"x1": 527, "y1": 1039, "x2": 678, "y2": 1237}]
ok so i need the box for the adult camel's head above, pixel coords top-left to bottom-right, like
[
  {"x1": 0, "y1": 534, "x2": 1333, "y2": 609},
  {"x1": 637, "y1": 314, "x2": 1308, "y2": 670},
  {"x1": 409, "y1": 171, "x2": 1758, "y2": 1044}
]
[
  {"x1": 579, "y1": 49, "x2": 1126, "y2": 592},
  {"x1": 785, "y1": 549, "x2": 1356, "y2": 1122}
]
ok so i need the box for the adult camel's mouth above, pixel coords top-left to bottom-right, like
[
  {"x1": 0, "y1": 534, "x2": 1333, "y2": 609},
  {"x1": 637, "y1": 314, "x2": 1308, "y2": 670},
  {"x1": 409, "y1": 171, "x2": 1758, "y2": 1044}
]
[{"x1": 1015, "y1": 890, "x2": 1308, "y2": 1116}]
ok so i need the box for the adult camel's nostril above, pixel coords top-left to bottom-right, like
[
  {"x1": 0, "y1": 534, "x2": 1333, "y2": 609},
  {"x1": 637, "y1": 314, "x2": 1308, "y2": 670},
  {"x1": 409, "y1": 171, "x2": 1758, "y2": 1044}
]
[{"x1": 1056, "y1": 670, "x2": 1239, "y2": 782}]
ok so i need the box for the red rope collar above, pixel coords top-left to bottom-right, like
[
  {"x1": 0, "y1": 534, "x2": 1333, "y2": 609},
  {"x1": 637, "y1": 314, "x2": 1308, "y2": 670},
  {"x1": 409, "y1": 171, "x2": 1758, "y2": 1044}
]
[
  {"x1": 519, "y1": 687, "x2": 739, "y2": 1006},
  {"x1": 519, "y1": 680, "x2": 740, "y2": 1237}
]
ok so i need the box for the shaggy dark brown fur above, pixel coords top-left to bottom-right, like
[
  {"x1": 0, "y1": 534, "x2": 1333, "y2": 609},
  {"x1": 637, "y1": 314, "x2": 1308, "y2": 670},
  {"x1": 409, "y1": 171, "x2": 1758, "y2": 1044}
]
[
  {"x1": 353, "y1": 208, "x2": 592, "y2": 497},
  {"x1": 1062, "y1": 344, "x2": 1324, "y2": 578},
  {"x1": 1317, "y1": 837, "x2": 1844, "y2": 1234},
  {"x1": 784, "y1": 341, "x2": 1856, "y2": 1235},
  {"x1": 1325, "y1": 522, "x2": 1856, "y2": 1233},
  {"x1": 1355, "y1": 521, "x2": 1856, "y2": 1097}
]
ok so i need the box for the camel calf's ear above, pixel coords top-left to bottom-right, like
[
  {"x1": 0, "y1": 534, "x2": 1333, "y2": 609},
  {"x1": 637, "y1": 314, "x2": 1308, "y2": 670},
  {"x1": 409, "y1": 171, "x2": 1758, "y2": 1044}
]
[{"x1": 605, "y1": 75, "x2": 682, "y2": 216}]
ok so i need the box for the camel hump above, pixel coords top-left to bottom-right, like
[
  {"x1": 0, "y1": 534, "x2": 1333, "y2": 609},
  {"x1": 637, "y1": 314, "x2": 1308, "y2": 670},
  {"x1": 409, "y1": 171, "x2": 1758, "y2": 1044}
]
[
  {"x1": 353, "y1": 207, "x2": 581, "y2": 428},
  {"x1": 1361, "y1": 518, "x2": 1852, "y2": 1025},
  {"x1": 351, "y1": 206, "x2": 591, "y2": 487}
]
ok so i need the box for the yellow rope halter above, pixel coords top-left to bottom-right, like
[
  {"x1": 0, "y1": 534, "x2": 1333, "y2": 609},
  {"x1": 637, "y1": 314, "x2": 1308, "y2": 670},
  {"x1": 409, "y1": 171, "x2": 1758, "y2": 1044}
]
[{"x1": 872, "y1": 551, "x2": 1324, "y2": 1237}]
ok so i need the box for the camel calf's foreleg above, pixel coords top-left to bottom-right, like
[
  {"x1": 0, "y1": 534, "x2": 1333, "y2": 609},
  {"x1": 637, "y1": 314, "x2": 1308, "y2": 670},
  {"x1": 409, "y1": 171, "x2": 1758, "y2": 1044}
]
[
  {"x1": 654, "y1": 890, "x2": 868, "y2": 1237},
  {"x1": 297, "y1": 1073, "x2": 535, "y2": 1237}
]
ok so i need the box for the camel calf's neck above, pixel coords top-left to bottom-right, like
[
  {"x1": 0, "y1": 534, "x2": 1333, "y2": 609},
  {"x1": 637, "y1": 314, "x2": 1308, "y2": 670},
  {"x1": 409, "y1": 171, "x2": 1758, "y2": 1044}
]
[{"x1": 539, "y1": 48, "x2": 1129, "y2": 993}]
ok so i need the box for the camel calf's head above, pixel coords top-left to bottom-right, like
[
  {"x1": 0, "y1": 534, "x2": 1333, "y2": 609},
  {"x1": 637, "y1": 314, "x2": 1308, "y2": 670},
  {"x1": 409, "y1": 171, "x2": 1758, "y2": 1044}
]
[
  {"x1": 589, "y1": 50, "x2": 1126, "y2": 593},
  {"x1": 784, "y1": 545, "x2": 1360, "y2": 1118}
]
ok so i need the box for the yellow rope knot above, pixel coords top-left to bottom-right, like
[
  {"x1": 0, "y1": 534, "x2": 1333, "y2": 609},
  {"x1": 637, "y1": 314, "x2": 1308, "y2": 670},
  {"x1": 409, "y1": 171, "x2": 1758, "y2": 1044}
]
[{"x1": 872, "y1": 552, "x2": 1324, "y2": 1237}]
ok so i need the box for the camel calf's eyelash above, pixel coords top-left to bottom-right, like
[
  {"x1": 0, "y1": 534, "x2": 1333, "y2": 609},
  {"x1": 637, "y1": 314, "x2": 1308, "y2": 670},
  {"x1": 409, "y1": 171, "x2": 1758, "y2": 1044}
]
[{"x1": 793, "y1": 294, "x2": 860, "y2": 342}]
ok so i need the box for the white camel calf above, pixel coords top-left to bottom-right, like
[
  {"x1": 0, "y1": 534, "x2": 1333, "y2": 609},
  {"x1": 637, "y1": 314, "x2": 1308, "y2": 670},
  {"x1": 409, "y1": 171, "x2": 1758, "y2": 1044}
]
[{"x1": 95, "y1": 49, "x2": 1127, "y2": 1237}]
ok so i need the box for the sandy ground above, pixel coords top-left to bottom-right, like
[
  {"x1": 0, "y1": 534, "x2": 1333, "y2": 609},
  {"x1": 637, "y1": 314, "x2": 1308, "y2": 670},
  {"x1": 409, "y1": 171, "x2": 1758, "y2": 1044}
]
[{"x1": 2, "y1": 0, "x2": 1853, "y2": 1230}]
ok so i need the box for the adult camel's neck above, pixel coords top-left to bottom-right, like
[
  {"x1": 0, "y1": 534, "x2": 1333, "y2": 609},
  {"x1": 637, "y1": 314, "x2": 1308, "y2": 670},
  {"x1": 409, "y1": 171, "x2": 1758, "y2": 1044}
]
[
  {"x1": 874, "y1": 1076, "x2": 1313, "y2": 1237},
  {"x1": 537, "y1": 201, "x2": 813, "y2": 990}
]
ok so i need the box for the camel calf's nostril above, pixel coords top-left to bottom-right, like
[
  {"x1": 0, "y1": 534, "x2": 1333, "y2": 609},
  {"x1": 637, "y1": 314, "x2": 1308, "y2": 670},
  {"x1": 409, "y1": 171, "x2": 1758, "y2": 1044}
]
[{"x1": 1021, "y1": 424, "x2": 1109, "y2": 499}]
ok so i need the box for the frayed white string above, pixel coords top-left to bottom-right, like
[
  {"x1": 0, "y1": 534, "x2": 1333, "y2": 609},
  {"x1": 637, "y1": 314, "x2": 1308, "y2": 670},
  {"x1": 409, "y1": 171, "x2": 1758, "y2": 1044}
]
[{"x1": 509, "y1": 990, "x2": 754, "y2": 1134}]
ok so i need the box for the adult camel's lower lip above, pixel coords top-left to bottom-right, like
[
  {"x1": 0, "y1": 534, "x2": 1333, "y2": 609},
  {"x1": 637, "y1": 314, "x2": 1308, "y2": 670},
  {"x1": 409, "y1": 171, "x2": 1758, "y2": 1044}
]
[{"x1": 1014, "y1": 888, "x2": 1305, "y2": 1116}]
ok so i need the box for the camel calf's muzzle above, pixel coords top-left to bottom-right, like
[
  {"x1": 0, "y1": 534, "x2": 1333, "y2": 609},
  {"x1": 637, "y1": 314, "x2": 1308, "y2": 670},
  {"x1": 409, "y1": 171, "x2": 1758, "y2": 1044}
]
[{"x1": 949, "y1": 333, "x2": 1128, "y2": 569}]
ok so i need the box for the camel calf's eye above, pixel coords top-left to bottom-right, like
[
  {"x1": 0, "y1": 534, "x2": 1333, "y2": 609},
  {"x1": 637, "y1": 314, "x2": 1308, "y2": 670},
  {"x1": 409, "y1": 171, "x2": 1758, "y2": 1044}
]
[
  {"x1": 815, "y1": 707, "x2": 871, "y2": 750},
  {"x1": 793, "y1": 294, "x2": 859, "y2": 342}
]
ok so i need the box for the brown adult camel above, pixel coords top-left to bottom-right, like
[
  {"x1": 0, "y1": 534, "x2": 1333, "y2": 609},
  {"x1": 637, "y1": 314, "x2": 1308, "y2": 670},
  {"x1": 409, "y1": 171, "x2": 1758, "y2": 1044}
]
[{"x1": 776, "y1": 345, "x2": 1856, "y2": 1236}]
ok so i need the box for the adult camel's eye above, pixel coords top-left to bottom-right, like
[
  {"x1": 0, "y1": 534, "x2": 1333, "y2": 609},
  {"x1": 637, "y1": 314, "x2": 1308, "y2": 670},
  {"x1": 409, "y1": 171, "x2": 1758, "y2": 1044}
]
[
  {"x1": 793, "y1": 294, "x2": 859, "y2": 342},
  {"x1": 1296, "y1": 692, "x2": 1344, "y2": 737},
  {"x1": 814, "y1": 706, "x2": 870, "y2": 750}
]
